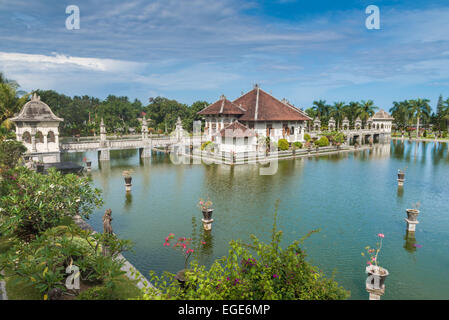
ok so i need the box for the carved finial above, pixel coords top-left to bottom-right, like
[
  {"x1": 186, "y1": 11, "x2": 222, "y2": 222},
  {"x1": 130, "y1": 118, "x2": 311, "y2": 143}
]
[
  {"x1": 100, "y1": 118, "x2": 104, "y2": 126},
  {"x1": 220, "y1": 94, "x2": 226, "y2": 100},
  {"x1": 254, "y1": 83, "x2": 259, "y2": 89}
]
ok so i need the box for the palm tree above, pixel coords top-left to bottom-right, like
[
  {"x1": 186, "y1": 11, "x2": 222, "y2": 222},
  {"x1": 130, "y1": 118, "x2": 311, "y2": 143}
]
[
  {"x1": 358, "y1": 100, "x2": 378, "y2": 126},
  {"x1": 343, "y1": 101, "x2": 361, "y2": 127},
  {"x1": 0, "y1": 74, "x2": 29, "y2": 133},
  {"x1": 312, "y1": 100, "x2": 330, "y2": 121},
  {"x1": 408, "y1": 98, "x2": 431, "y2": 137},
  {"x1": 331, "y1": 102, "x2": 346, "y2": 130},
  {"x1": 390, "y1": 101, "x2": 409, "y2": 131}
]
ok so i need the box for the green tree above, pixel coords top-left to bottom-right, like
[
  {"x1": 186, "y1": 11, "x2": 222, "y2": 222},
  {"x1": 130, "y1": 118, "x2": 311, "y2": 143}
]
[
  {"x1": 358, "y1": 100, "x2": 378, "y2": 126},
  {"x1": 390, "y1": 101, "x2": 409, "y2": 131},
  {"x1": 330, "y1": 102, "x2": 346, "y2": 130},
  {"x1": 343, "y1": 102, "x2": 361, "y2": 127},
  {"x1": 408, "y1": 98, "x2": 431, "y2": 137},
  {"x1": 312, "y1": 100, "x2": 330, "y2": 124}
]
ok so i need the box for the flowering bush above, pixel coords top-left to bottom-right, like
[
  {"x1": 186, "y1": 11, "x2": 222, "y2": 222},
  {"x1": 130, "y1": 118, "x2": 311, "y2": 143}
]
[
  {"x1": 197, "y1": 198, "x2": 213, "y2": 211},
  {"x1": 143, "y1": 202, "x2": 349, "y2": 300},
  {"x1": 163, "y1": 233, "x2": 206, "y2": 269},
  {"x1": 0, "y1": 167, "x2": 103, "y2": 240},
  {"x1": 362, "y1": 233, "x2": 385, "y2": 267}
]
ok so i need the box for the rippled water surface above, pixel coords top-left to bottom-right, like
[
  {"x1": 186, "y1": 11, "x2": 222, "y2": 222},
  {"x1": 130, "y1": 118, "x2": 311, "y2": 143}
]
[{"x1": 63, "y1": 140, "x2": 449, "y2": 299}]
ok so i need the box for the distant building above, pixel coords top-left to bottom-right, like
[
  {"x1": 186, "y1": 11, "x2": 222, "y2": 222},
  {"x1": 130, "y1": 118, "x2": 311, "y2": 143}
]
[
  {"x1": 370, "y1": 110, "x2": 394, "y2": 132},
  {"x1": 197, "y1": 85, "x2": 311, "y2": 153},
  {"x1": 10, "y1": 93, "x2": 63, "y2": 163}
]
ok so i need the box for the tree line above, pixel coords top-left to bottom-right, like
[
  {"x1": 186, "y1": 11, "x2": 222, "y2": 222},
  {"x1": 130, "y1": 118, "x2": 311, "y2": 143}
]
[
  {"x1": 305, "y1": 97, "x2": 449, "y2": 137},
  {"x1": 2, "y1": 72, "x2": 449, "y2": 138}
]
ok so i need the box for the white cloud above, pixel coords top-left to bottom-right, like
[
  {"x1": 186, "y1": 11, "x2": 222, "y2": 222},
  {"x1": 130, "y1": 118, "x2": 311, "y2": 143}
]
[{"x1": 0, "y1": 52, "x2": 141, "y2": 72}]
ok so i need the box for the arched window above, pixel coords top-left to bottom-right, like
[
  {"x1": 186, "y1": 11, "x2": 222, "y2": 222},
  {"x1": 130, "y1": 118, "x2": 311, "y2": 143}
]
[
  {"x1": 291, "y1": 126, "x2": 295, "y2": 135},
  {"x1": 23, "y1": 131, "x2": 31, "y2": 144},
  {"x1": 48, "y1": 131, "x2": 55, "y2": 143},
  {"x1": 381, "y1": 124, "x2": 384, "y2": 129},
  {"x1": 35, "y1": 131, "x2": 44, "y2": 143}
]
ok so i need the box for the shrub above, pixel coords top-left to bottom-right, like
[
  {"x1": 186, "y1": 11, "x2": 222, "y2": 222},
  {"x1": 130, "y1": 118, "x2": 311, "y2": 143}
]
[
  {"x1": 0, "y1": 140, "x2": 26, "y2": 173},
  {"x1": 142, "y1": 201, "x2": 350, "y2": 300},
  {"x1": 293, "y1": 141, "x2": 303, "y2": 149},
  {"x1": 201, "y1": 141, "x2": 214, "y2": 151},
  {"x1": 0, "y1": 167, "x2": 103, "y2": 239},
  {"x1": 76, "y1": 285, "x2": 117, "y2": 300},
  {"x1": 277, "y1": 139, "x2": 289, "y2": 151},
  {"x1": 0, "y1": 225, "x2": 131, "y2": 298},
  {"x1": 314, "y1": 136, "x2": 329, "y2": 147},
  {"x1": 304, "y1": 133, "x2": 311, "y2": 142}
]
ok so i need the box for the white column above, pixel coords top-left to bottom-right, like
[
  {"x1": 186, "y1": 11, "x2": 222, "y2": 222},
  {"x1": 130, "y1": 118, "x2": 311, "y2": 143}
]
[{"x1": 44, "y1": 134, "x2": 48, "y2": 152}]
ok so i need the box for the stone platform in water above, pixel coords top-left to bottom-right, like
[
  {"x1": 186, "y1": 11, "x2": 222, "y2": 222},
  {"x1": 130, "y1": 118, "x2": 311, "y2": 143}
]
[{"x1": 44, "y1": 161, "x2": 84, "y2": 174}]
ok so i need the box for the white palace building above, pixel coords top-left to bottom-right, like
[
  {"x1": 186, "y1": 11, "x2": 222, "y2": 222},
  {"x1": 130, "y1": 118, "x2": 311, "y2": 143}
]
[
  {"x1": 197, "y1": 85, "x2": 312, "y2": 153},
  {"x1": 10, "y1": 93, "x2": 63, "y2": 163}
]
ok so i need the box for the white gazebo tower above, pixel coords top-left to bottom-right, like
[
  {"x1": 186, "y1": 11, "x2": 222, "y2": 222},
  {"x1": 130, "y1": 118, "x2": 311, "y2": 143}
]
[{"x1": 10, "y1": 93, "x2": 64, "y2": 163}]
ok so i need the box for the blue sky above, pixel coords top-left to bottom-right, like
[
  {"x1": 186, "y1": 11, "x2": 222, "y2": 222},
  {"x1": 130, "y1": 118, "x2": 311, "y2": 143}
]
[{"x1": 1, "y1": 0, "x2": 449, "y2": 111}]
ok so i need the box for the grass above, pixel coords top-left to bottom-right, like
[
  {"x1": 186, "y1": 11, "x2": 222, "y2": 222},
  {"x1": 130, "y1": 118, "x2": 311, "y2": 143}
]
[
  {"x1": 3, "y1": 268, "x2": 144, "y2": 300},
  {"x1": 4, "y1": 272, "x2": 42, "y2": 300},
  {"x1": 0, "y1": 219, "x2": 145, "y2": 300}
]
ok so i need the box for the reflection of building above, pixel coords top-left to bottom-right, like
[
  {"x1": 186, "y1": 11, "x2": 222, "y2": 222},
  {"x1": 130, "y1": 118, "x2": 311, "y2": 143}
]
[
  {"x1": 198, "y1": 85, "x2": 311, "y2": 153},
  {"x1": 11, "y1": 93, "x2": 63, "y2": 163}
]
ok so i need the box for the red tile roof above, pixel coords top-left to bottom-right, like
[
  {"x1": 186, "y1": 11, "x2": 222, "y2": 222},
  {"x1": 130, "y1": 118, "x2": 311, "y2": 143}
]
[
  {"x1": 215, "y1": 121, "x2": 256, "y2": 138},
  {"x1": 198, "y1": 86, "x2": 312, "y2": 121},
  {"x1": 197, "y1": 95, "x2": 245, "y2": 115}
]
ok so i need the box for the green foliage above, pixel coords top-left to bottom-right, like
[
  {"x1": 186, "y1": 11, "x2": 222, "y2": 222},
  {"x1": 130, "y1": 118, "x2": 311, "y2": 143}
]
[
  {"x1": 304, "y1": 133, "x2": 311, "y2": 142},
  {"x1": 293, "y1": 141, "x2": 303, "y2": 149},
  {"x1": 314, "y1": 136, "x2": 330, "y2": 147},
  {"x1": 142, "y1": 202, "x2": 349, "y2": 300},
  {"x1": 0, "y1": 225, "x2": 131, "y2": 297},
  {"x1": 76, "y1": 285, "x2": 116, "y2": 300},
  {"x1": 0, "y1": 167, "x2": 103, "y2": 239},
  {"x1": 201, "y1": 141, "x2": 214, "y2": 151},
  {"x1": 0, "y1": 140, "x2": 26, "y2": 172},
  {"x1": 34, "y1": 90, "x2": 208, "y2": 137},
  {"x1": 277, "y1": 139, "x2": 289, "y2": 151}
]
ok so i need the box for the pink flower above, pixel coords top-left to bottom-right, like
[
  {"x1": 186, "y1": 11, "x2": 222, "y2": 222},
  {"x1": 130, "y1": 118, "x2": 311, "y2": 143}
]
[
  {"x1": 201, "y1": 241, "x2": 206, "y2": 245},
  {"x1": 165, "y1": 237, "x2": 169, "y2": 242},
  {"x1": 367, "y1": 261, "x2": 372, "y2": 265},
  {"x1": 378, "y1": 233, "x2": 384, "y2": 238}
]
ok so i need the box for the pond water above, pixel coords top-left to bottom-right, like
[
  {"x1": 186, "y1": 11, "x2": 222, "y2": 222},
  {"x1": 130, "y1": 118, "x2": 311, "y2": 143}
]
[{"x1": 62, "y1": 140, "x2": 449, "y2": 300}]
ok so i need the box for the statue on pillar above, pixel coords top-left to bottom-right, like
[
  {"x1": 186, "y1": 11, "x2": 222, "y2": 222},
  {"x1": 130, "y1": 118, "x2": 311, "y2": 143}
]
[{"x1": 102, "y1": 209, "x2": 113, "y2": 234}]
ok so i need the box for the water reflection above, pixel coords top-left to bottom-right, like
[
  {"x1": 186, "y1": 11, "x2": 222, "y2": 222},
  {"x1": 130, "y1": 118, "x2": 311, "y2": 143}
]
[
  {"x1": 403, "y1": 230, "x2": 418, "y2": 254},
  {"x1": 60, "y1": 140, "x2": 449, "y2": 300},
  {"x1": 124, "y1": 192, "x2": 133, "y2": 211},
  {"x1": 397, "y1": 186, "x2": 404, "y2": 199}
]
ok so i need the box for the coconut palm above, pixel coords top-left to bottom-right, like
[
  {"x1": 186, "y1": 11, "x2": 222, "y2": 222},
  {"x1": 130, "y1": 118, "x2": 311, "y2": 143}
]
[
  {"x1": 330, "y1": 102, "x2": 346, "y2": 130},
  {"x1": 408, "y1": 98, "x2": 431, "y2": 137},
  {"x1": 343, "y1": 101, "x2": 361, "y2": 127},
  {"x1": 390, "y1": 101, "x2": 409, "y2": 131},
  {"x1": 312, "y1": 100, "x2": 330, "y2": 121},
  {"x1": 0, "y1": 75, "x2": 30, "y2": 138},
  {"x1": 358, "y1": 100, "x2": 378, "y2": 126}
]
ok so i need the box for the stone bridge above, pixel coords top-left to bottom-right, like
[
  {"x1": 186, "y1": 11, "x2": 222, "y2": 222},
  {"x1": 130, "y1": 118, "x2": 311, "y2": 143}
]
[
  {"x1": 310, "y1": 128, "x2": 391, "y2": 145},
  {"x1": 61, "y1": 136, "x2": 201, "y2": 160},
  {"x1": 60, "y1": 117, "x2": 200, "y2": 160}
]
